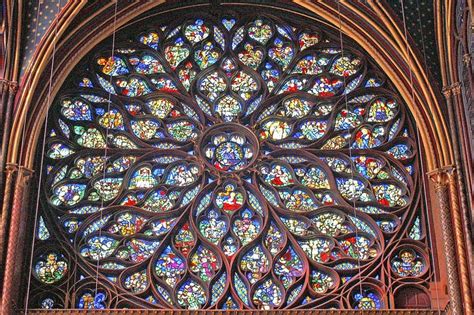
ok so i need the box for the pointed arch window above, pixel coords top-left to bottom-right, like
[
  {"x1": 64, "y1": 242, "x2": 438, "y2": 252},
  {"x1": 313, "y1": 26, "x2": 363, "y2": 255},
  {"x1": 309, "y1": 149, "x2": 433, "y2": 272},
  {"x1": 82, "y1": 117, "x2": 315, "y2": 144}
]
[{"x1": 30, "y1": 9, "x2": 431, "y2": 311}]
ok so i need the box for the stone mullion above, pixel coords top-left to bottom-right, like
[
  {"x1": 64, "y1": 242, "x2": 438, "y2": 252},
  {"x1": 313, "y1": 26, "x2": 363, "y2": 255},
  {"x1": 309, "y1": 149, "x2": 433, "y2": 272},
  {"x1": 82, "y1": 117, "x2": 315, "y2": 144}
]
[
  {"x1": 429, "y1": 168, "x2": 463, "y2": 315},
  {"x1": 0, "y1": 166, "x2": 33, "y2": 314}
]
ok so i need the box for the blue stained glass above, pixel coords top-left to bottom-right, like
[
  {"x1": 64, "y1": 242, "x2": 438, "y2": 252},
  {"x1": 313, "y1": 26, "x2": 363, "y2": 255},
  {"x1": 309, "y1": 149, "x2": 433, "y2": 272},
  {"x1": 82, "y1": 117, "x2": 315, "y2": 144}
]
[
  {"x1": 196, "y1": 191, "x2": 212, "y2": 215},
  {"x1": 129, "y1": 55, "x2": 164, "y2": 74},
  {"x1": 139, "y1": 32, "x2": 159, "y2": 50},
  {"x1": 58, "y1": 119, "x2": 70, "y2": 137},
  {"x1": 222, "y1": 18, "x2": 236, "y2": 30},
  {"x1": 97, "y1": 56, "x2": 129, "y2": 76},
  {"x1": 214, "y1": 27, "x2": 225, "y2": 50},
  {"x1": 83, "y1": 214, "x2": 112, "y2": 236},
  {"x1": 79, "y1": 77, "x2": 94, "y2": 88},
  {"x1": 156, "y1": 285, "x2": 172, "y2": 304},
  {"x1": 234, "y1": 275, "x2": 249, "y2": 305},
  {"x1": 80, "y1": 235, "x2": 119, "y2": 260},
  {"x1": 353, "y1": 289, "x2": 382, "y2": 310},
  {"x1": 274, "y1": 247, "x2": 304, "y2": 287},
  {"x1": 211, "y1": 272, "x2": 227, "y2": 304},
  {"x1": 176, "y1": 279, "x2": 206, "y2": 309},
  {"x1": 286, "y1": 284, "x2": 303, "y2": 305},
  {"x1": 78, "y1": 291, "x2": 107, "y2": 309},
  {"x1": 53, "y1": 183, "x2": 86, "y2": 206},
  {"x1": 222, "y1": 295, "x2": 238, "y2": 309},
  {"x1": 41, "y1": 298, "x2": 55, "y2": 309},
  {"x1": 386, "y1": 144, "x2": 411, "y2": 160},
  {"x1": 409, "y1": 216, "x2": 422, "y2": 240},
  {"x1": 97, "y1": 75, "x2": 116, "y2": 94},
  {"x1": 61, "y1": 99, "x2": 92, "y2": 121},
  {"x1": 199, "y1": 209, "x2": 227, "y2": 244},
  {"x1": 232, "y1": 27, "x2": 245, "y2": 49},
  {"x1": 253, "y1": 279, "x2": 282, "y2": 309},
  {"x1": 37, "y1": 216, "x2": 50, "y2": 240},
  {"x1": 124, "y1": 238, "x2": 160, "y2": 262},
  {"x1": 261, "y1": 62, "x2": 280, "y2": 91}
]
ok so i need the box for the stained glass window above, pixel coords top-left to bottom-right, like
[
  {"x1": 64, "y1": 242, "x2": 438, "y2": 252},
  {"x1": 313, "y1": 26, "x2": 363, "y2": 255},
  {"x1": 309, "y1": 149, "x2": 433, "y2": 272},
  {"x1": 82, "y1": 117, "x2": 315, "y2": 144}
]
[{"x1": 29, "y1": 10, "x2": 431, "y2": 310}]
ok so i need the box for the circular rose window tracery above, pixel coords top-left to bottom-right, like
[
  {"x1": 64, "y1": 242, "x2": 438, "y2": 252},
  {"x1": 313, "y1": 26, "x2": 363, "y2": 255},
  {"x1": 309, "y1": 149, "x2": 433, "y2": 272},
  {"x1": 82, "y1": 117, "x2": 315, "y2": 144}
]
[
  {"x1": 32, "y1": 9, "x2": 430, "y2": 311},
  {"x1": 199, "y1": 123, "x2": 259, "y2": 173}
]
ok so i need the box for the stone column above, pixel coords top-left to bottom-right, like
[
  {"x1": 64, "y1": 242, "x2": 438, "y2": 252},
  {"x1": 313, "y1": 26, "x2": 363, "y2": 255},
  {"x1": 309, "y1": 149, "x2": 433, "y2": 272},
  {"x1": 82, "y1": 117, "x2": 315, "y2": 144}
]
[
  {"x1": 0, "y1": 80, "x2": 18, "y2": 281},
  {"x1": 0, "y1": 164, "x2": 18, "y2": 277},
  {"x1": 0, "y1": 166, "x2": 33, "y2": 314},
  {"x1": 446, "y1": 167, "x2": 473, "y2": 313},
  {"x1": 443, "y1": 83, "x2": 474, "y2": 313},
  {"x1": 0, "y1": 80, "x2": 18, "y2": 199},
  {"x1": 429, "y1": 167, "x2": 463, "y2": 314}
]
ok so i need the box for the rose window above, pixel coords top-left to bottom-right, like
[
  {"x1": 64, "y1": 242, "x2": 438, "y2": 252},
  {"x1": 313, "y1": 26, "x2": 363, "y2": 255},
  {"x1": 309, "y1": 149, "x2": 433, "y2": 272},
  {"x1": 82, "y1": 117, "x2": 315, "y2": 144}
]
[{"x1": 32, "y1": 11, "x2": 429, "y2": 311}]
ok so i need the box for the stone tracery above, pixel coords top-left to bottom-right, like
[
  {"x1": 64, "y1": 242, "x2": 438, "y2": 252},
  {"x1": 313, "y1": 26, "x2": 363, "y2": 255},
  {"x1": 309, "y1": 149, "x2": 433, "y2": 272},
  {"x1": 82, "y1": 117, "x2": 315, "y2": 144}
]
[{"x1": 30, "y1": 11, "x2": 429, "y2": 310}]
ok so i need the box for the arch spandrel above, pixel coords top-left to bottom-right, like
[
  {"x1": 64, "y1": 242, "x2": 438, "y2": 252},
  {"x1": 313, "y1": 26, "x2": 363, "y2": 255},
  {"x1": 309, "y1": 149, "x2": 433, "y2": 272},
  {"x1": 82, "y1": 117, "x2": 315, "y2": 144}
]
[{"x1": 2, "y1": 1, "x2": 460, "y2": 313}]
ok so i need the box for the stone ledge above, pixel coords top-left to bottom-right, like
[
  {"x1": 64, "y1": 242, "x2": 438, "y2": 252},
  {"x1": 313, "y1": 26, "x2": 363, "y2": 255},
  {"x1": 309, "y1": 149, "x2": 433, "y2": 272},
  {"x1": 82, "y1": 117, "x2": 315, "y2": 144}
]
[{"x1": 23, "y1": 309, "x2": 446, "y2": 315}]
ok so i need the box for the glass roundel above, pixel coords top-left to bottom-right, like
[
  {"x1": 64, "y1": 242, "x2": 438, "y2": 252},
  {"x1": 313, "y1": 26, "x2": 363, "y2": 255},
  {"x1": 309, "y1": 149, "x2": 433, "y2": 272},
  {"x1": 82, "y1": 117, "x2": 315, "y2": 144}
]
[
  {"x1": 34, "y1": 10, "x2": 428, "y2": 311},
  {"x1": 200, "y1": 123, "x2": 259, "y2": 173}
]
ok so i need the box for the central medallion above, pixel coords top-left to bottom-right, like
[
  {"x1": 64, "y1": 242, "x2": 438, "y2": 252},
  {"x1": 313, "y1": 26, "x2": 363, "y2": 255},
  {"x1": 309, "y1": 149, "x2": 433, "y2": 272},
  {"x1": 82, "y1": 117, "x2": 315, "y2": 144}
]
[
  {"x1": 198, "y1": 123, "x2": 259, "y2": 173},
  {"x1": 215, "y1": 141, "x2": 244, "y2": 168}
]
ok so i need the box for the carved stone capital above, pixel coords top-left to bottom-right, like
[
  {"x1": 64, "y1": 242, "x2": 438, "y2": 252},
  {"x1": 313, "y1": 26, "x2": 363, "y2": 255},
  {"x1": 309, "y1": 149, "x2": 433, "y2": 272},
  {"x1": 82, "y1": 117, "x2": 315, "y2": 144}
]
[
  {"x1": 15, "y1": 166, "x2": 34, "y2": 188},
  {"x1": 442, "y1": 86, "x2": 453, "y2": 98},
  {"x1": 17, "y1": 166, "x2": 34, "y2": 178},
  {"x1": 4, "y1": 163, "x2": 19, "y2": 175},
  {"x1": 3, "y1": 164, "x2": 34, "y2": 190},
  {"x1": 451, "y1": 82, "x2": 462, "y2": 96},
  {"x1": 463, "y1": 53, "x2": 472, "y2": 65},
  {"x1": 427, "y1": 166, "x2": 455, "y2": 189},
  {"x1": 442, "y1": 83, "x2": 462, "y2": 98},
  {"x1": 0, "y1": 79, "x2": 18, "y2": 93}
]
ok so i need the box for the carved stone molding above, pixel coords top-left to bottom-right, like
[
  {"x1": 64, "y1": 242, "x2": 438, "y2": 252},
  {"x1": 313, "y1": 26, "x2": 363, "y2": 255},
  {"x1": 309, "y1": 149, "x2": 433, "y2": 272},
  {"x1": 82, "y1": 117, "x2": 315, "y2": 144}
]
[{"x1": 22, "y1": 310, "x2": 447, "y2": 315}]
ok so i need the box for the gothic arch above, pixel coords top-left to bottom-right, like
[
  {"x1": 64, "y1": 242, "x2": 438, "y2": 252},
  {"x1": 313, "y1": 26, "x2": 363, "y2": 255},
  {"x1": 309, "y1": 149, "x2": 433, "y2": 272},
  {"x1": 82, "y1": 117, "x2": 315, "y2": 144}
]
[{"x1": 1, "y1": 1, "x2": 470, "y2": 313}]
